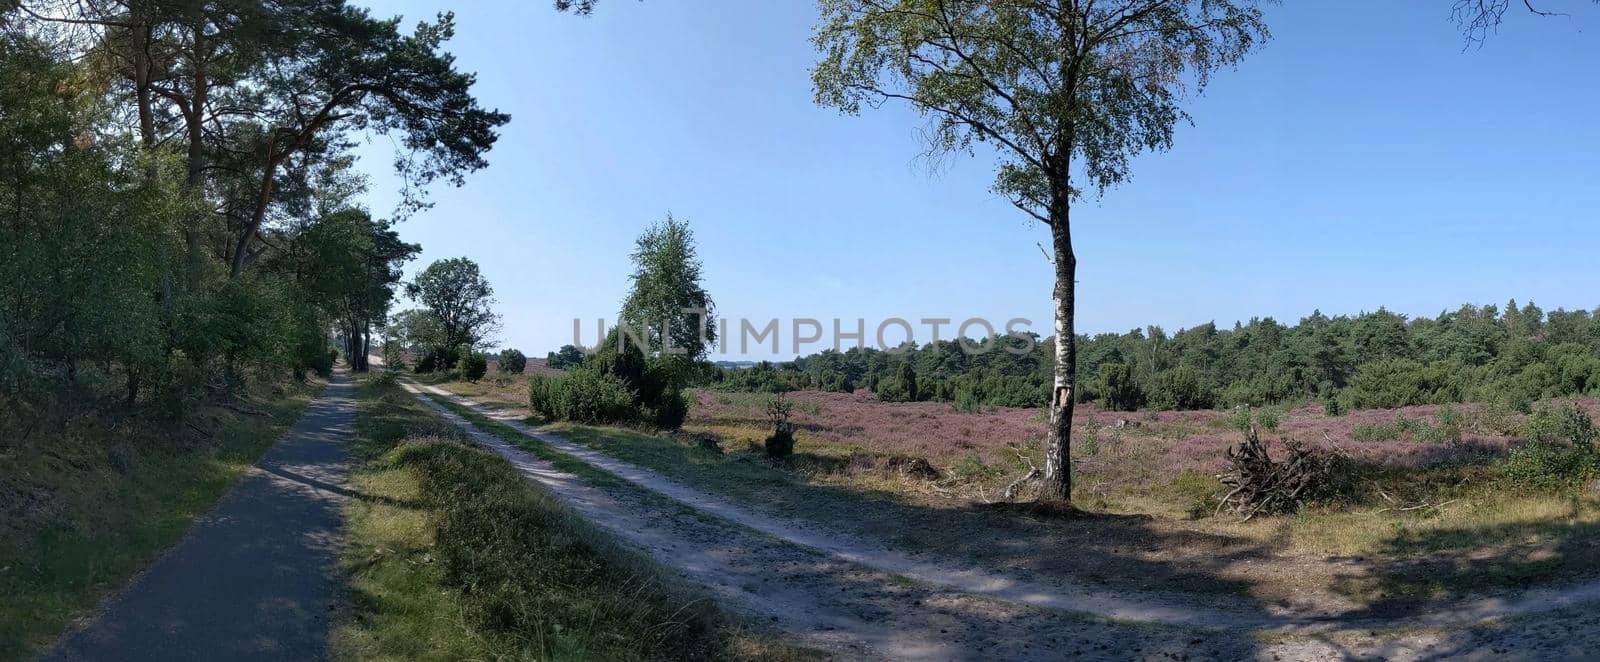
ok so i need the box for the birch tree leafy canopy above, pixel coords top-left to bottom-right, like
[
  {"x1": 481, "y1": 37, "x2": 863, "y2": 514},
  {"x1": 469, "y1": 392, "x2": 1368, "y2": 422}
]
[{"x1": 811, "y1": 0, "x2": 1268, "y2": 502}]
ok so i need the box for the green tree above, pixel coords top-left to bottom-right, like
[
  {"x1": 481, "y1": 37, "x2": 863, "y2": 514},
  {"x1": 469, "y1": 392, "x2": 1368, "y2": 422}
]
[
  {"x1": 409, "y1": 257, "x2": 500, "y2": 352},
  {"x1": 290, "y1": 209, "x2": 419, "y2": 372},
  {"x1": 619, "y1": 213, "x2": 717, "y2": 371},
  {"x1": 546, "y1": 344, "x2": 586, "y2": 369},
  {"x1": 14, "y1": 1, "x2": 508, "y2": 279},
  {"x1": 812, "y1": 0, "x2": 1268, "y2": 503},
  {"x1": 389, "y1": 308, "x2": 446, "y2": 357},
  {"x1": 498, "y1": 348, "x2": 527, "y2": 374},
  {"x1": 1097, "y1": 363, "x2": 1143, "y2": 412}
]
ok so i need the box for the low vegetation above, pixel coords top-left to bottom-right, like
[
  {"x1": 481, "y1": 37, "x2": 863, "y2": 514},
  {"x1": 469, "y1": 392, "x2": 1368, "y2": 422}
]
[
  {"x1": 439, "y1": 372, "x2": 1600, "y2": 608},
  {"x1": 337, "y1": 377, "x2": 804, "y2": 661},
  {"x1": 528, "y1": 331, "x2": 690, "y2": 429}
]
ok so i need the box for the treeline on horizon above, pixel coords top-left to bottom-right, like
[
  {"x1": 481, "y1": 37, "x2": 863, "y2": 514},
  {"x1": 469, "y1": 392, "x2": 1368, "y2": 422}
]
[{"x1": 621, "y1": 301, "x2": 1600, "y2": 413}]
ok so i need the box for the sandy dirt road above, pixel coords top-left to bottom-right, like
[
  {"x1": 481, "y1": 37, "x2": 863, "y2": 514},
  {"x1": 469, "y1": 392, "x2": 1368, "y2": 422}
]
[{"x1": 409, "y1": 381, "x2": 1600, "y2": 660}]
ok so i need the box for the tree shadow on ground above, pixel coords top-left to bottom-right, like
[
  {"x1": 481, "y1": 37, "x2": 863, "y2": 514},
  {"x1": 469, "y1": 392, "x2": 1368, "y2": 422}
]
[{"x1": 1326, "y1": 498, "x2": 1600, "y2": 621}]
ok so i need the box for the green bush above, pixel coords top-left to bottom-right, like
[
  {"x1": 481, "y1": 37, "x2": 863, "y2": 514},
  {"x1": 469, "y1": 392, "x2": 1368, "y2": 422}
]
[
  {"x1": 1222, "y1": 406, "x2": 1279, "y2": 433},
  {"x1": 1500, "y1": 404, "x2": 1599, "y2": 490},
  {"x1": 1525, "y1": 402, "x2": 1599, "y2": 447},
  {"x1": 874, "y1": 363, "x2": 921, "y2": 403},
  {"x1": 1502, "y1": 443, "x2": 1597, "y2": 491},
  {"x1": 1321, "y1": 388, "x2": 1347, "y2": 417},
  {"x1": 1171, "y1": 470, "x2": 1222, "y2": 519},
  {"x1": 497, "y1": 348, "x2": 527, "y2": 374},
  {"x1": 649, "y1": 388, "x2": 689, "y2": 430},
  {"x1": 1436, "y1": 403, "x2": 1464, "y2": 443},
  {"x1": 528, "y1": 374, "x2": 558, "y2": 419},
  {"x1": 528, "y1": 369, "x2": 637, "y2": 424},
  {"x1": 457, "y1": 351, "x2": 488, "y2": 382},
  {"x1": 1340, "y1": 358, "x2": 1468, "y2": 410},
  {"x1": 1150, "y1": 366, "x2": 1211, "y2": 410},
  {"x1": 1097, "y1": 362, "x2": 1144, "y2": 412},
  {"x1": 1351, "y1": 415, "x2": 1446, "y2": 443},
  {"x1": 952, "y1": 388, "x2": 982, "y2": 414},
  {"x1": 416, "y1": 345, "x2": 461, "y2": 374}
]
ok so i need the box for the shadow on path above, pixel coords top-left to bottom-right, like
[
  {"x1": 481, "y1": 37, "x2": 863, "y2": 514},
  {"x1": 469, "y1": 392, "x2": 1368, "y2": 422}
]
[{"x1": 41, "y1": 374, "x2": 354, "y2": 662}]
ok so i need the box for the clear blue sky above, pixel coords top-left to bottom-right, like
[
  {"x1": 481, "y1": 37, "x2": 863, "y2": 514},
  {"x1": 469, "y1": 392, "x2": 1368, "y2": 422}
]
[{"x1": 353, "y1": 0, "x2": 1599, "y2": 359}]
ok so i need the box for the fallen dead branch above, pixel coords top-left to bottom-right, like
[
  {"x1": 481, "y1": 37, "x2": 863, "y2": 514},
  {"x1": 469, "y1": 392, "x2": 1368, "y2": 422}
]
[
  {"x1": 1001, "y1": 447, "x2": 1041, "y2": 500},
  {"x1": 1216, "y1": 427, "x2": 1339, "y2": 522}
]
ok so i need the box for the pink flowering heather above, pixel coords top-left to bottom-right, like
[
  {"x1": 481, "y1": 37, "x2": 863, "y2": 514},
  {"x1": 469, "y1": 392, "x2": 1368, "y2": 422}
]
[{"x1": 688, "y1": 389, "x2": 1600, "y2": 478}]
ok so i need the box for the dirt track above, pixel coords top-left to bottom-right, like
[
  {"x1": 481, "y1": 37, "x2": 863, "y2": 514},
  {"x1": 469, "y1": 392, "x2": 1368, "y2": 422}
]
[{"x1": 408, "y1": 381, "x2": 1600, "y2": 660}]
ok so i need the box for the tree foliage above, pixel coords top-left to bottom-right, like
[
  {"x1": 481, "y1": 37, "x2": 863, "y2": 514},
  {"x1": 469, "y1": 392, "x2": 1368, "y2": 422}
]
[
  {"x1": 620, "y1": 213, "x2": 717, "y2": 367},
  {"x1": 409, "y1": 257, "x2": 500, "y2": 352},
  {"x1": 811, "y1": 0, "x2": 1269, "y2": 501},
  {"x1": 1, "y1": 0, "x2": 497, "y2": 422},
  {"x1": 707, "y1": 301, "x2": 1600, "y2": 417}
]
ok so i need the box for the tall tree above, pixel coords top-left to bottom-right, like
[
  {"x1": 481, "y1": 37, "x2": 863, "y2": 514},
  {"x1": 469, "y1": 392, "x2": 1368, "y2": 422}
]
[
  {"x1": 14, "y1": 1, "x2": 509, "y2": 279},
  {"x1": 290, "y1": 209, "x2": 420, "y2": 372},
  {"x1": 408, "y1": 257, "x2": 499, "y2": 351},
  {"x1": 812, "y1": 0, "x2": 1267, "y2": 503},
  {"x1": 222, "y1": 8, "x2": 508, "y2": 276},
  {"x1": 619, "y1": 213, "x2": 717, "y2": 370}
]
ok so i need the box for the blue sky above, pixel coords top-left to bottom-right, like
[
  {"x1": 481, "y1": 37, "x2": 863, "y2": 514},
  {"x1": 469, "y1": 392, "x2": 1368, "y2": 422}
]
[{"x1": 353, "y1": 0, "x2": 1599, "y2": 358}]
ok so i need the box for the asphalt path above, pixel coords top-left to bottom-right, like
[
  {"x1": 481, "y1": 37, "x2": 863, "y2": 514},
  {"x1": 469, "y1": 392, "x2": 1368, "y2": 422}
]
[{"x1": 41, "y1": 373, "x2": 353, "y2": 662}]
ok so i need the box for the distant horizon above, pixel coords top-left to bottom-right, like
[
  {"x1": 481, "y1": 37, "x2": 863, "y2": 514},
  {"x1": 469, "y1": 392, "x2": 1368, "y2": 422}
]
[{"x1": 508, "y1": 296, "x2": 1598, "y2": 361}]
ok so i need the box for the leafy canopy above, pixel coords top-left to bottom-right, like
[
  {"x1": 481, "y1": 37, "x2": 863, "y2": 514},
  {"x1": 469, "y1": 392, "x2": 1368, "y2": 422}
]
[
  {"x1": 812, "y1": 0, "x2": 1268, "y2": 221},
  {"x1": 408, "y1": 257, "x2": 500, "y2": 350},
  {"x1": 620, "y1": 213, "x2": 717, "y2": 362}
]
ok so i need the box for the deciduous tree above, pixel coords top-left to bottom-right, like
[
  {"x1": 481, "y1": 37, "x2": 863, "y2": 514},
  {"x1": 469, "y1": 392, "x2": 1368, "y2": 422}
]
[
  {"x1": 619, "y1": 213, "x2": 717, "y2": 371},
  {"x1": 409, "y1": 257, "x2": 499, "y2": 352},
  {"x1": 812, "y1": 0, "x2": 1268, "y2": 503}
]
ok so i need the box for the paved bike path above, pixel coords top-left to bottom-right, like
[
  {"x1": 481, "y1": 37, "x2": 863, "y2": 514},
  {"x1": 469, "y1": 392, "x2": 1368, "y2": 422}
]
[{"x1": 42, "y1": 374, "x2": 353, "y2": 661}]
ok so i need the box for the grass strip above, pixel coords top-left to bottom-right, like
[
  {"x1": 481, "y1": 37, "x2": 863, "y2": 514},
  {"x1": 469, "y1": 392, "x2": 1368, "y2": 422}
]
[{"x1": 334, "y1": 376, "x2": 809, "y2": 661}]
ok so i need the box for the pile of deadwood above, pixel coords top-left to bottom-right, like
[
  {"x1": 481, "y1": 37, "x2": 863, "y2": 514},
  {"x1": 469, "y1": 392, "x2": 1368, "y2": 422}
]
[{"x1": 1216, "y1": 427, "x2": 1342, "y2": 521}]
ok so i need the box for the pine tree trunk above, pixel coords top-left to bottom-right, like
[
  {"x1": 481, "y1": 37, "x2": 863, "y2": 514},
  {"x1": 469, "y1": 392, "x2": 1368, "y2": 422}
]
[{"x1": 1040, "y1": 200, "x2": 1077, "y2": 504}]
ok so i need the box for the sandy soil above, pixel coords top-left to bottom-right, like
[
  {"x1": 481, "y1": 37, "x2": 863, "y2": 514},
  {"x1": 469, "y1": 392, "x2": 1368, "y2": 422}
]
[{"x1": 410, "y1": 382, "x2": 1600, "y2": 660}]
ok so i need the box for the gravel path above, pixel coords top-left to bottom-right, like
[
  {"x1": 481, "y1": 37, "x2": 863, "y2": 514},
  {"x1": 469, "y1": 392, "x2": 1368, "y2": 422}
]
[
  {"x1": 412, "y1": 381, "x2": 1600, "y2": 660},
  {"x1": 41, "y1": 375, "x2": 352, "y2": 662}
]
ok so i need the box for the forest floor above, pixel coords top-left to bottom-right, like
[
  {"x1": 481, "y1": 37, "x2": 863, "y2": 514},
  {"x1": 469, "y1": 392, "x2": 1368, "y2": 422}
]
[{"x1": 421, "y1": 376, "x2": 1600, "y2": 660}]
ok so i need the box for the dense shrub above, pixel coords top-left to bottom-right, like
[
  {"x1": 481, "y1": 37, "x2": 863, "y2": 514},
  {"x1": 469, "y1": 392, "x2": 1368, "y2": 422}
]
[
  {"x1": 545, "y1": 344, "x2": 586, "y2": 370},
  {"x1": 457, "y1": 351, "x2": 488, "y2": 382},
  {"x1": 649, "y1": 388, "x2": 690, "y2": 430},
  {"x1": 1436, "y1": 403, "x2": 1464, "y2": 443},
  {"x1": 1321, "y1": 394, "x2": 1346, "y2": 417},
  {"x1": 874, "y1": 363, "x2": 921, "y2": 403},
  {"x1": 1525, "y1": 403, "x2": 1599, "y2": 447},
  {"x1": 528, "y1": 368, "x2": 636, "y2": 424},
  {"x1": 1097, "y1": 363, "x2": 1144, "y2": 411},
  {"x1": 497, "y1": 348, "x2": 527, "y2": 374},
  {"x1": 1339, "y1": 358, "x2": 1469, "y2": 410},
  {"x1": 1350, "y1": 415, "x2": 1451, "y2": 443},
  {"x1": 764, "y1": 393, "x2": 796, "y2": 460},
  {"x1": 1149, "y1": 366, "x2": 1211, "y2": 410},
  {"x1": 1501, "y1": 403, "x2": 1600, "y2": 490},
  {"x1": 416, "y1": 345, "x2": 462, "y2": 374}
]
